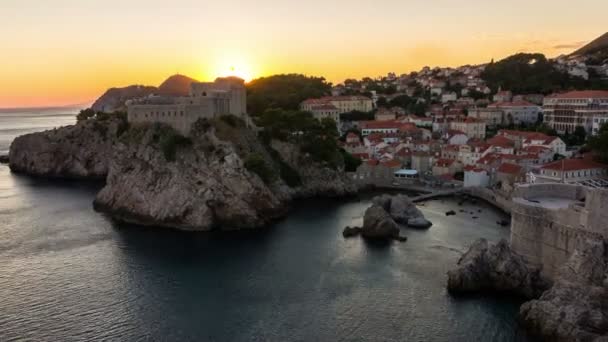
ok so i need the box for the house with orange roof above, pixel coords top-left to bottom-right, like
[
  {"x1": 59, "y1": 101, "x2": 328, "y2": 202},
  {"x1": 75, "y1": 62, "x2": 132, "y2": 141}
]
[
  {"x1": 444, "y1": 129, "x2": 469, "y2": 145},
  {"x1": 536, "y1": 159, "x2": 608, "y2": 183},
  {"x1": 449, "y1": 116, "x2": 486, "y2": 139},
  {"x1": 432, "y1": 158, "x2": 462, "y2": 177},
  {"x1": 496, "y1": 163, "x2": 525, "y2": 188},
  {"x1": 464, "y1": 165, "x2": 490, "y2": 187}
]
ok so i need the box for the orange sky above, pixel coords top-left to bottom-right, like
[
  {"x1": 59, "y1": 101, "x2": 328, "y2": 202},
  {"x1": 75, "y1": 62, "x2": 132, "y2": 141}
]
[{"x1": 1, "y1": 0, "x2": 606, "y2": 108}]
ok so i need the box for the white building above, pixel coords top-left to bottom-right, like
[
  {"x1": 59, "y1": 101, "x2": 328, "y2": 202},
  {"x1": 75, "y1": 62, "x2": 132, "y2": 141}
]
[
  {"x1": 543, "y1": 90, "x2": 608, "y2": 135},
  {"x1": 464, "y1": 166, "x2": 490, "y2": 187},
  {"x1": 489, "y1": 101, "x2": 541, "y2": 125},
  {"x1": 441, "y1": 92, "x2": 458, "y2": 103},
  {"x1": 301, "y1": 96, "x2": 373, "y2": 114}
]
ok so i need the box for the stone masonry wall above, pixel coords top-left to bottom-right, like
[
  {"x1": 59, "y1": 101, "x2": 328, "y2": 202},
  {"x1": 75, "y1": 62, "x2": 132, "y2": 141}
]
[{"x1": 510, "y1": 183, "x2": 606, "y2": 280}]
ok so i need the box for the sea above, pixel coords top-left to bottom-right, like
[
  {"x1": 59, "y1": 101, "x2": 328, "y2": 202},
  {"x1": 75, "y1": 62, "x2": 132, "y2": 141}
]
[{"x1": 0, "y1": 109, "x2": 532, "y2": 341}]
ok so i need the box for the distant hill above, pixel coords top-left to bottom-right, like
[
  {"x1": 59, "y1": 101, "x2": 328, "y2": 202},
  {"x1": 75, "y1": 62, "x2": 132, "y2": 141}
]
[
  {"x1": 91, "y1": 85, "x2": 157, "y2": 113},
  {"x1": 157, "y1": 74, "x2": 199, "y2": 97},
  {"x1": 571, "y1": 32, "x2": 608, "y2": 57},
  {"x1": 90, "y1": 74, "x2": 199, "y2": 113}
]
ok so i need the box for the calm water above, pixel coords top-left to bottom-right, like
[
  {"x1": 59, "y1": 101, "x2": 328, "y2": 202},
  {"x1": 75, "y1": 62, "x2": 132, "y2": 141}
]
[
  {"x1": 0, "y1": 112, "x2": 531, "y2": 341},
  {"x1": 0, "y1": 107, "x2": 78, "y2": 154}
]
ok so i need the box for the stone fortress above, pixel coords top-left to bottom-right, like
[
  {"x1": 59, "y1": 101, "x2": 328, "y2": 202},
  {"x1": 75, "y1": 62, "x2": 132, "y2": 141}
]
[
  {"x1": 126, "y1": 77, "x2": 249, "y2": 135},
  {"x1": 510, "y1": 183, "x2": 608, "y2": 280}
]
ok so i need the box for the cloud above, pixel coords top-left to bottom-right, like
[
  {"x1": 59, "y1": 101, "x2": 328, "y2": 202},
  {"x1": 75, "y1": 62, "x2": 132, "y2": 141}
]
[{"x1": 552, "y1": 41, "x2": 586, "y2": 50}]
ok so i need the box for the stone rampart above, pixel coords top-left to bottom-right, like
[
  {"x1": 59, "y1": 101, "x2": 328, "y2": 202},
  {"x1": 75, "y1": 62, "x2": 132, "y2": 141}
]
[{"x1": 510, "y1": 183, "x2": 607, "y2": 280}]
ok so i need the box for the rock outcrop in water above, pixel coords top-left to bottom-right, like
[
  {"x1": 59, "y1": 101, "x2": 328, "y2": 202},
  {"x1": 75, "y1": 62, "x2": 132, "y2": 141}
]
[
  {"x1": 519, "y1": 238, "x2": 608, "y2": 341},
  {"x1": 92, "y1": 118, "x2": 356, "y2": 231},
  {"x1": 8, "y1": 118, "x2": 126, "y2": 179},
  {"x1": 360, "y1": 205, "x2": 401, "y2": 240},
  {"x1": 344, "y1": 194, "x2": 427, "y2": 241},
  {"x1": 447, "y1": 239, "x2": 549, "y2": 298},
  {"x1": 373, "y1": 194, "x2": 433, "y2": 229}
]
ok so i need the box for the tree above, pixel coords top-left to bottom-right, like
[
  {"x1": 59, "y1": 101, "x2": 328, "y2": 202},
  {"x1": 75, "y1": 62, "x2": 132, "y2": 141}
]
[
  {"x1": 481, "y1": 53, "x2": 597, "y2": 94},
  {"x1": 255, "y1": 109, "x2": 343, "y2": 169},
  {"x1": 572, "y1": 126, "x2": 587, "y2": 146},
  {"x1": 376, "y1": 97, "x2": 388, "y2": 107},
  {"x1": 588, "y1": 123, "x2": 608, "y2": 163},
  {"x1": 246, "y1": 74, "x2": 331, "y2": 115}
]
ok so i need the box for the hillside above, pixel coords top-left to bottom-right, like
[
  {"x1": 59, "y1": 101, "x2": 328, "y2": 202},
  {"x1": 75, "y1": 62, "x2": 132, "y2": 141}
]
[
  {"x1": 91, "y1": 85, "x2": 157, "y2": 113},
  {"x1": 157, "y1": 74, "x2": 199, "y2": 97},
  {"x1": 481, "y1": 53, "x2": 587, "y2": 94},
  {"x1": 571, "y1": 32, "x2": 608, "y2": 57}
]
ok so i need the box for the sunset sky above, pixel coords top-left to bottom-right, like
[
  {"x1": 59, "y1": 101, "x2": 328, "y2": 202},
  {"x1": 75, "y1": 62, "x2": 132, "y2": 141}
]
[{"x1": 1, "y1": 0, "x2": 606, "y2": 108}]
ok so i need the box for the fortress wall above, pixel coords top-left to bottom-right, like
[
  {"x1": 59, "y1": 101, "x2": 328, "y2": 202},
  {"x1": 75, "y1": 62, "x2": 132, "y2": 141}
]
[
  {"x1": 465, "y1": 187, "x2": 513, "y2": 213},
  {"x1": 510, "y1": 183, "x2": 606, "y2": 280},
  {"x1": 583, "y1": 189, "x2": 608, "y2": 235}
]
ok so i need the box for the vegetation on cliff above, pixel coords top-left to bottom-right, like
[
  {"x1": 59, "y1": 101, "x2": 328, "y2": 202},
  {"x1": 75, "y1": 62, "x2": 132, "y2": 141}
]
[
  {"x1": 246, "y1": 74, "x2": 331, "y2": 115},
  {"x1": 482, "y1": 52, "x2": 608, "y2": 94},
  {"x1": 256, "y1": 109, "x2": 345, "y2": 169},
  {"x1": 244, "y1": 153, "x2": 276, "y2": 184},
  {"x1": 481, "y1": 53, "x2": 595, "y2": 94}
]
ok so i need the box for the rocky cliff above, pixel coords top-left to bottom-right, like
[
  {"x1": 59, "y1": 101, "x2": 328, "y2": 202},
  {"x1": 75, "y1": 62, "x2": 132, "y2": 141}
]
[
  {"x1": 92, "y1": 118, "x2": 356, "y2": 231},
  {"x1": 9, "y1": 118, "x2": 126, "y2": 179},
  {"x1": 448, "y1": 237, "x2": 608, "y2": 341},
  {"x1": 447, "y1": 239, "x2": 548, "y2": 298},
  {"x1": 520, "y1": 238, "x2": 608, "y2": 341}
]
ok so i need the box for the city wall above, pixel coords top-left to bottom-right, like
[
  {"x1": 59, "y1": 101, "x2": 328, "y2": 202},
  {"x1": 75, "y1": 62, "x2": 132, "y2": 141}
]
[{"x1": 510, "y1": 183, "x2": 607, "y2": 280}]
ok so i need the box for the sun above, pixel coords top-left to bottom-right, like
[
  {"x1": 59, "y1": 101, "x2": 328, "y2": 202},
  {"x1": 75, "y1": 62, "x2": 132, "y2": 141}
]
[{"x1": 214, "y1": 60, "x2": 255, "y2": 82}]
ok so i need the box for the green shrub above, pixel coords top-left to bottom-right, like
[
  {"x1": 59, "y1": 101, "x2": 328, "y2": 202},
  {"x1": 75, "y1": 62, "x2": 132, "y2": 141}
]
[
  {"x1": 244, "y1": 153, "x2": 276, "y2": 184},
  {"x1": 219, "y1": 114, "x2": 243, "y2": 127},
  {"x1": 278, "y1": 161, "x2": 302, "y2": 187},
  {"x1": 159, "y1": 129, "x2": 192, "y2": 162},
  {"x1": 341, "y1": 150, "x2": 362, "y2": 172}
]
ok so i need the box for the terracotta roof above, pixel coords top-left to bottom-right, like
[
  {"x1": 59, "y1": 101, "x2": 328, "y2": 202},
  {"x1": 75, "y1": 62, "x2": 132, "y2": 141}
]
[
  {"x1": 453, "y1": 116, "x2": 483, "y2": 123},
  {"x1": 435, "y1": 158, "x2": 456, "y2": 167},
  {"x1": 464, "y1": 165, "x2": 486, "y2": 172},
  {"x1": 521, "y1": 145, "x2": 551, "y2": 153},
  {"x1": 492, "y1": 101, "x2": 537, "y2": 107},
  {"x1": 302, "y1": 95, "x2": 371, "y2": 105},
  {"x1": 360, "y1": 120, "x2": 404, "y2": 130},
  {"x1": 395, "y1": 148, "x2": 412, "y2": 157},
  {"x1": 310, "y1": 104, "x2": 338, "y2": 111},
  {"x1": 366, "y1": 159, "x2": 379, "y2": 166},
  {"x1": 486, "y1": 135, "x2": 515, "y2": 147},
  {"x1": 477, "y1": 153, "x2": 503, "y2": 165},
  {"x1": 546, "y1": 90, "x2": 608, "y2": 99},
  {"x1": 381, "y1": 159, "x2": 402, "y2": 168},
  {"x1": 541, "y1": 159, "x2": 608, "y2": 171},
  {"x1": 497, "y1": 163, "x2": 523, "y2": 175},
  {"x1": 443, "y1": 144, "x2": 460, "y2": 152},
  {"x1": 447, "y1": 129, "x2": 466, "y2": 137}
]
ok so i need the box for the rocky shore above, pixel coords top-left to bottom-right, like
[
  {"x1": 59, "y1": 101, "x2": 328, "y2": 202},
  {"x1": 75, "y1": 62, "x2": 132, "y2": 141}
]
[
  {"x1": 8, "y1": 118, "x2": 125, "y2": 179},
  {"x1": 9, "y1": 116, "x2": 357, "y2": 231},
  {"x1": 448, "y1": 238, "x2": 608, "y2": 341}
]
